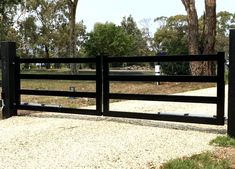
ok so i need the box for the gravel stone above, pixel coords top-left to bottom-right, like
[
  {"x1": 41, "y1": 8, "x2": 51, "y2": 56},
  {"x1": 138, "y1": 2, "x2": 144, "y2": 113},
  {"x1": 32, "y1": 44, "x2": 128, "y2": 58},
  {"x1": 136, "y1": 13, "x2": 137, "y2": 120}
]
[{"x1": 0, "y1": 86, "x2": 228, "y2": 169}]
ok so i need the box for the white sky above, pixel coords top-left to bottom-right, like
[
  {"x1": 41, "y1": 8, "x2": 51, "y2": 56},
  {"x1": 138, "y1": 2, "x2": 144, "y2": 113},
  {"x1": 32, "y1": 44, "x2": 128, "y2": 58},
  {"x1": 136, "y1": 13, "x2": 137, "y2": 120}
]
[{"x1": 76, "y1": 0, "x2": 234, "y2": 34}]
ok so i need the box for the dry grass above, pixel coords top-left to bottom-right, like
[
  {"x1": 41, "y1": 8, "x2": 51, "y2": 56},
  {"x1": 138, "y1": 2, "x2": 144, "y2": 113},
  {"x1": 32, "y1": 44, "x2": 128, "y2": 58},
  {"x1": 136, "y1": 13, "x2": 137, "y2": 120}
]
[{"x1": 20, "y1": 80, "x2": 214, "y2": 109}]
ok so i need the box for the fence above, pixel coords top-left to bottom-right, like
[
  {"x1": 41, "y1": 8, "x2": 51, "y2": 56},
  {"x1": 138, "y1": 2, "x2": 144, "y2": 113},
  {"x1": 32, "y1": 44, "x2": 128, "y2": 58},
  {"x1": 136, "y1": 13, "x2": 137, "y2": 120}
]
[{"x1": 0, "y1": 42, "x2": 225, "y2": 126}]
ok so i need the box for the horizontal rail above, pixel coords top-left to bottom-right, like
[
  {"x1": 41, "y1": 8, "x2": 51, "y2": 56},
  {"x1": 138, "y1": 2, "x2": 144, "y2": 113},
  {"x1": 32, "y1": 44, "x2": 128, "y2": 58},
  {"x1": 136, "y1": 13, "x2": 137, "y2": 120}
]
[
  {"x1": 17, "y1": 104, "x2": 101, "y2": 115},
  {"x1": 20, "y1": 89, "x2": 96, "y2": 98},
  {"x1": 109, "y1": 93, "x2": 218, "y2": 103},
  {"x1": 108, "y1": 75, "x2": 218, "y2": 82},
  {"x1": 107, "y1": 54, "x2": 219, "y2": 63},
  {"x1": 20, "y1": 74, "x2": 97, "y2": 80},
  {"x1": 19, "y1": 57, "x2": 97, "y2": 63},
  {"x1": 103, "y1": 111, "x2": 224, "y2": 125}
]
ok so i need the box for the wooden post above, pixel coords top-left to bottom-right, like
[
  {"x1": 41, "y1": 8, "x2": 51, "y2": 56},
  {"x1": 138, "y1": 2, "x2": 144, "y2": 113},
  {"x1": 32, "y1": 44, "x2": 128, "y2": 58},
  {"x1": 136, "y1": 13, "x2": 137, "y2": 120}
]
[
  {"x1": 0, "y1": 42, "x2": 17, "y2": 119},
  {"x1": 228, "y1": 29, "x2": 235, "y2": 137}
]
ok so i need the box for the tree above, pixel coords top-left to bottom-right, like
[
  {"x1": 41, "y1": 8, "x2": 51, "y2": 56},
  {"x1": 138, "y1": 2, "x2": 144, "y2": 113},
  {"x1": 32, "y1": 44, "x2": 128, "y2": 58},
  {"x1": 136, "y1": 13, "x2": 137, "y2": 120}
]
[
  {"x1": 121, "y1": 15, "x2": 150, "y2": 56},
  {"x1": 181, "y1": 0, "x2": 217, "y2": 75},
  {"x1": 139, "y1": 18, "x2": 158, "y2": 55},
  {"x1": 181, "y1": 0, "x2": 199, "y2": 55},
  {"x1": 154, "y1": 15, "x2": 190, "y2": 75},
  {"x1": 154, "y1": 15, "x2": 188, "y2": 54},
  {"x1": 216, "y1": 11, "x2": 235, "y2": 56},
  {"x1": 84, "y1": 22, "x2": 133, "y2": 66},
  {"x1": 53, "y1": 21, "x2": 86, "y2": 57},
  {"x1": 203, "y1": 0, "x2": 216, "y2": 75},
  {"x1": 0, "y1": 0, "x2": 22, "y2": 40},
  {"x1": 18, "y1": 16, "x2": 38, "y2": 58},
  {"x1": 64, "y1": 0, "x2": 79, "y2": 74}
]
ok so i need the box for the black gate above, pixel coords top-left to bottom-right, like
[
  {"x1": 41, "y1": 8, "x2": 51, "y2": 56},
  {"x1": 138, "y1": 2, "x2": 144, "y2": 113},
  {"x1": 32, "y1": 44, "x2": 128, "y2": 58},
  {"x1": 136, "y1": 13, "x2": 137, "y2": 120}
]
[
  {"x1": 103, "y1": 53, "x2": 225, "y2": 125},
  {"x1": 0, "y1": 42, "x2": 225, "y2": 125},
  {"x1": 17, "y1": 57, "x2": 103, "y2": 116}
]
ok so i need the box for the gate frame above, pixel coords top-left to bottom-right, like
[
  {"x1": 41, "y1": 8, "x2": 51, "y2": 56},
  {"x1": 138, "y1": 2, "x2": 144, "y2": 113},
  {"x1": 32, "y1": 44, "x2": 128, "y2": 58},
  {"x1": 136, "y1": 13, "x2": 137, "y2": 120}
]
[
  {"x1": 102, "y1": 53, "x2": 225, "y2": 125},
  {"x1": 16, "y1": 57, "x2": 103, "y2": 116},
  {"x1": 0, "y1": 41, "x2": 226, "y2": 127}
]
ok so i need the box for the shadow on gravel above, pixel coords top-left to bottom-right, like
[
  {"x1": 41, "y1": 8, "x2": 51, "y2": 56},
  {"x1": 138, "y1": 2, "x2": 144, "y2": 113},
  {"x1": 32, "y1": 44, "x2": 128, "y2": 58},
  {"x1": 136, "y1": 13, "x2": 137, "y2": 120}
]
[{"x1": 19, "y1": 111, "x2": 227, "y2": 135}]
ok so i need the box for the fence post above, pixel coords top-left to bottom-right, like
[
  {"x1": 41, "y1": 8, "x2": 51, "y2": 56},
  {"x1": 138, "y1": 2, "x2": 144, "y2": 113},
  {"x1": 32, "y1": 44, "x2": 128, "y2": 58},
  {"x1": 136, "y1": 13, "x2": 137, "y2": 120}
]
[
  {"x1": 0, "y1": 42, "x2": 17, "y2": 119},
  {"x1": 228, "y1": 29, "x2": 235, "y2": 137}
]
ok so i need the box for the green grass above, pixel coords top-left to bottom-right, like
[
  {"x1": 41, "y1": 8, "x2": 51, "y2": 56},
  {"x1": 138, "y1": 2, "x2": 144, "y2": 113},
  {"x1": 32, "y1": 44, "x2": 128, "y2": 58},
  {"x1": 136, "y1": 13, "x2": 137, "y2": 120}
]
[
  {"x1": 210, "y1": 136, "x2": 235, "y2": 147},
  {"x1": 160, "y1": 152, "x2": 230, "y2": 169}
]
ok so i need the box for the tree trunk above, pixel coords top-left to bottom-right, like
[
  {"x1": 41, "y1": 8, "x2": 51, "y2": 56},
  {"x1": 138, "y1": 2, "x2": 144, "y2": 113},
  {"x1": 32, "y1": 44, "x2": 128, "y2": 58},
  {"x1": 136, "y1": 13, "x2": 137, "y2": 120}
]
[
  {"x1": 45, "y1": 45, "x2": 50, "y2": 69},
  {"x1": 182, "y1": 0, "x2": 217, "y2": 76},
  {"x1": 68, "y1": 0, "x2": 79, "y2": 74},
  {"x1": 181, "y1": 0, "x2": 203, "y2": 75},
  {"x1": 203, "y1": 0, "x2": 216, "y2": 75}
]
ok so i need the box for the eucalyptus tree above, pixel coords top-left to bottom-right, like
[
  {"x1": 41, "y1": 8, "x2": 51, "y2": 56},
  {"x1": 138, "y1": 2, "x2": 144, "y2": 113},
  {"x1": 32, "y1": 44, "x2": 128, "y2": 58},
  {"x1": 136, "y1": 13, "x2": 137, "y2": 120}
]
[
  {"x1": 57, "y1": 0, "x2": 79, "y2": 73},
  {"x1": 0, "y1": 0, "x2": 21, "y2": 40},
  {"x1": 53, "y1": 21, "x2": 86, "y2": 57},
  {"x1": 25, "y1": 0, "x2": 68, "y2": 60},
  {"x1": 181, "y1": 0, "x2": 217, "y2": 75},
  {"x1": 154, "y1": 15, "x2": 188, "y2": 54},
  {"x1": 216, "y1": 11, "x2": 235, "y2": 56},
  {"x1": 18, "y1": 15, "x2": 38, "y2": 58}
]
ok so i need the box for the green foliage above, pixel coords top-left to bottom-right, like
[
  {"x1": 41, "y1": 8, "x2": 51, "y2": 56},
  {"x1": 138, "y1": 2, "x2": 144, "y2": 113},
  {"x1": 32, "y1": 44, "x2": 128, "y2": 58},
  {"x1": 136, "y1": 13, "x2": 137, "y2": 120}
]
[
  {"x1": 210, "y1": 136, "x2": 235, "y2": 147},
  {"x1": 16, "y1": 0, "x2": 86, "y2": 59},
  {"x1": 161, "y1": 152, "x2": 230, "y2": 169},
  {"x1": 216, "y1": 11, "x2": 235, "y2": 56},
  {"x1": 154, "y1": 15, "x2": 190, "y2": 75},
  {"x1": 154, "y1": 15, "x2": 188, "y2": 53},
  {"x1": 121, "y1": 15, "x2": 151, "y2": 56},
  {"x1": 217, "y1": 11, "x2": 235, "y2": 36},
  {"x1": 160, "y1": 61, "x2": 190, "y2": 75},
  {"x1": 0, "y1": 0, "x2": 21, "y2": 40},
  {"x1": 84, "y1": 22, "x2": 133, "y2": 57}
]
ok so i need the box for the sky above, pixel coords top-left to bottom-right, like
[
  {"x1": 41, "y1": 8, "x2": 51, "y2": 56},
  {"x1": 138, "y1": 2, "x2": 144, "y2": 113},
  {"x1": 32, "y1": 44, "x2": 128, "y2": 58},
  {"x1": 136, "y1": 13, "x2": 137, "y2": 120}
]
[{"x1": 76, "y1": 0, "x2": 234, "y2": 35}]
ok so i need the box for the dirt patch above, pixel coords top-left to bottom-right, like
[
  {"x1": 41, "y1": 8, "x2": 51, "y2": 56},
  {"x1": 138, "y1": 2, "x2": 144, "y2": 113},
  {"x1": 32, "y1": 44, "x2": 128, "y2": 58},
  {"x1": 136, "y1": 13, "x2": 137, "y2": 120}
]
[{"x1": 214, "y1": 147, "x2": 235, "y2": 168}]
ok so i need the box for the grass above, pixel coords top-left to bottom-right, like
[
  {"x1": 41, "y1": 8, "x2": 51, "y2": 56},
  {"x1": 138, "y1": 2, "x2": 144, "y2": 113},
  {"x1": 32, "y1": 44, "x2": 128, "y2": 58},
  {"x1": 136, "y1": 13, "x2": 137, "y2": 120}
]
[
  {"x1": 160, "y1": 152, "x2": 230, "y2": 169},
  {"x1": 210, "y1": 136, "x2": 235, "y2": 147},
  {"x1": 159, "y1": 137, "x2": 235, "y2": 169}
]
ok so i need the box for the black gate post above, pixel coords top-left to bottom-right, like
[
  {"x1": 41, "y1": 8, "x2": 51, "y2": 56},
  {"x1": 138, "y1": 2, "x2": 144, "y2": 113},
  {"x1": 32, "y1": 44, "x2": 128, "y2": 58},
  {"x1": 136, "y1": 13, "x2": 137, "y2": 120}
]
[
  {"x1": 0, "y1": 42, "x2": 17, "y2": 119},
  {"x1": 103, "y1": 55, "x2": 109, "y2": 115},
  {"x1": 217, "y1": 52, "x2": 225, "y2": 125},
  {"x1": 96, "y1": 55, "x2": 103, "y2": 115},
  {"x1": 228, "y1": 29, "x2": 235, "y2": 137}
]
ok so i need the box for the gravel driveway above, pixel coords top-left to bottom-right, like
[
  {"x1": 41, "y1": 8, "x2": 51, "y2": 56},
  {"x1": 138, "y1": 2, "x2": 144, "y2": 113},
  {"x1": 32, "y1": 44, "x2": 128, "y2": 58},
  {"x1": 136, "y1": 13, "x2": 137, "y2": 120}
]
[{"x1": 0, "y1": 86, "x2": 228, "y2": 169}]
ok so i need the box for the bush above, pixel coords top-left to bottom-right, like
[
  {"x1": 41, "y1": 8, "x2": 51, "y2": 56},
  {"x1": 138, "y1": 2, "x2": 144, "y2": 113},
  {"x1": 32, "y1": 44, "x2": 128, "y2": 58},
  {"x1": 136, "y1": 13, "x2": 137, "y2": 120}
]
[{"x1": 160, "y1": 62, "x2": 191, "y2": 75}]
